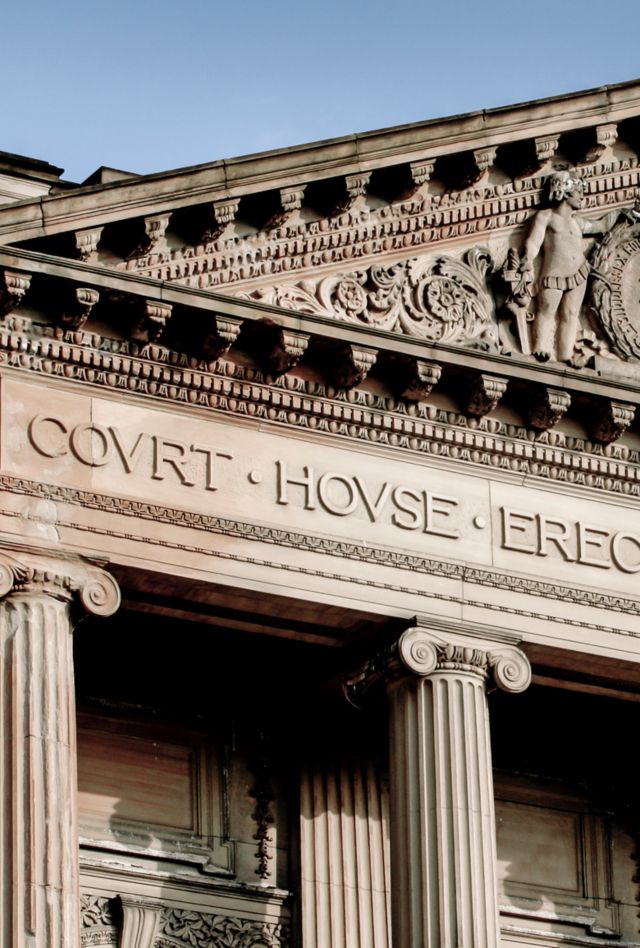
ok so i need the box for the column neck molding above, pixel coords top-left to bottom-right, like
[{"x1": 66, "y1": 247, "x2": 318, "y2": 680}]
[
  {"x1": 345, "y1": 622, "x2": 531, "y2": 706},
  {"x1": 0, "y1": 545, "x2": 120, "y2": 616}
]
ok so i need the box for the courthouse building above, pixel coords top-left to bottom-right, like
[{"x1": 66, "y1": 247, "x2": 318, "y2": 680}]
[{"x1": 3, "y1": 80, "x2": 640, "y2": 948}]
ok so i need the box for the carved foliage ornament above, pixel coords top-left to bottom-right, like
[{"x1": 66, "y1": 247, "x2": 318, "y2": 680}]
[
  {"x1": 591, "y1": 216, "x2": 640, "y2": 360},
  {"x1": 158, "y1": 908, "x2": 290, "y2": 948},
  {"x1": 239, "y1": 249, "x2": 497, "y2": 349},
  {"x1": 80, "y1": 899, "x2": 290, "y2": 948},
  {"x1": 80, "y1": 895, "x2": 117, "y2": 948}
]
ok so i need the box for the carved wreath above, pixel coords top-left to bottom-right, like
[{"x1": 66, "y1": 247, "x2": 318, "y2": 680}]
[{"x1": 590, "y1": 216, "x2": 640, "y2": 360}]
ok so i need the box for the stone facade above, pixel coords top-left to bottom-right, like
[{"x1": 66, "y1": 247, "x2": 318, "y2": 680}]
[{"x1": 2, "y1": 81, "x2": 640, "y2": 947}]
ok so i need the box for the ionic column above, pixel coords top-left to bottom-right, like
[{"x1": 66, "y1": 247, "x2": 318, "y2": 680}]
[
  {"x1": 387, "y1": 625, "x2": 531, "y2": 948},
  {"x1": 0, "y1": 548, "x2": 120, "y2": 948}
]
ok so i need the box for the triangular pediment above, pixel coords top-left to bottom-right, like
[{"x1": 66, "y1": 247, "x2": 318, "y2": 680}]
[{"x1": 3, "y1": 80, "x2": 640, "y2": 409}]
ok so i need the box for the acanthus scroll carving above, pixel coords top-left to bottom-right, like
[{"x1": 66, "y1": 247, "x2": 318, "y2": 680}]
[
  {"x1": 80, "y1": 894, "x2": 117, "y2": 947},
  {"x1": 158, "y1": 908, "x2": 290, "y2": 948},
  {"x1": 238, "y1": 248, "x2": 498, "y2": 349}
]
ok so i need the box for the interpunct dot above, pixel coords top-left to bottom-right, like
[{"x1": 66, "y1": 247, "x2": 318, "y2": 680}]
[
  {"x1": 473, "y1": 515, "x2": 487, "y2": 529},
  {"x1": 248, "y1": 470, "x2": 262, "y2": 484}
]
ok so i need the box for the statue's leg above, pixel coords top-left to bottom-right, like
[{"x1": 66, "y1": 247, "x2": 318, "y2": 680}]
[
  {"x1": 557, "y1": 282, "x2": 588, "y2": 362},
  {"x1": 532, "y1": 288, "x2": 562, "y2": 361}
]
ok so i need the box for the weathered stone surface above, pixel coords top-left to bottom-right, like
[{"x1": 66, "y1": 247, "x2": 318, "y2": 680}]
[
  {"x1": 0, "y1": 548, "x2": 119, "y2": 948},
  {"x1": 1, "y1": 81, "x2": 640, "y2": 948}
]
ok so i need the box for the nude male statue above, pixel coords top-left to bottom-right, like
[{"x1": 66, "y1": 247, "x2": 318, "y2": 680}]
[{"x1": 522, "y1": 171, "x2": 621, "y2": 362}]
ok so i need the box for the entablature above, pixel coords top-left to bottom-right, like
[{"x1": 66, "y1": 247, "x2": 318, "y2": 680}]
[{"x1": 3, "y1": 245, "x2": 640, "y2": 458}]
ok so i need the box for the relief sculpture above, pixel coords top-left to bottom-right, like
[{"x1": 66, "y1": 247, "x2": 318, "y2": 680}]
[
  {"x1": 504, "y1": 171, "x2": 640, "y2": 364},
  {"x1": 238, "y1": 248, "x2": 498, "y2": 349},
  {"x1": 590, "y1": 211, "x2": 640, "y2": 361}
]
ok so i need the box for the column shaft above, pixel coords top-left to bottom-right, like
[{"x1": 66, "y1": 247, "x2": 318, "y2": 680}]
[
  {"x1": 388, "y1": 670, "x2": 499, "y2": 948},
  {"x1": 0, "y1": 593, "x2": 80, "y2": 948},
  {"x1": 300, "y1": 758, "x2": 391, "y2": 948}
]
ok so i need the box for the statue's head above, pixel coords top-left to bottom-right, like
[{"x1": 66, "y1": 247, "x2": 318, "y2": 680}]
[{"x1": 546, "y1": 171, "x2": 584, "y2": 207}]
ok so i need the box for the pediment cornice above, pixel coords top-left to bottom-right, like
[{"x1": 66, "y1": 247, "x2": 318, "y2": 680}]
[
  {"x1": 2, "y1": 80, "x2": 640, "y2": 245},
  {"x1": 2, "y1": 82, "x2": 640, "y2": 444}
]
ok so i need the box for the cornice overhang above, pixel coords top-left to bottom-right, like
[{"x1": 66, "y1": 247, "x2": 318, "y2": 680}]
[
  {"x1": 2, "y1": 80, "x2": 640, "y2": 243},
  {"x1": 2, "y1": 245, "x2": 640, "y2": 413}
]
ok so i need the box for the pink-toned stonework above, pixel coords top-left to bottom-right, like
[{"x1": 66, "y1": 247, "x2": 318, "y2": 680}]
[{"x1": 1, "y1": 83, "x2": 640, "y2": 948}]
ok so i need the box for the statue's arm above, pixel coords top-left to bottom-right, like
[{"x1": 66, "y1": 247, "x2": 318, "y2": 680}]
[
  {"x1": 580, "y1": 210, "x2": 620, "y2": 235},
  {"x1": 522, "y1": 210, "x2": 549, "y2": 268},
  {"x1": 582, "y1": 196, "x2": 640, "y2": 234}
]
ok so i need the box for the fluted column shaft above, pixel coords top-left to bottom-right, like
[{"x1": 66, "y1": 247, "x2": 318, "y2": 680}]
[
  {"x1": 300, "y1": 758, "x2": 391, "y2": 948},
  {"x1": 0, "y1": 550, "x2": 120, "y2": 948},
  {"x1": 387, "y1": 626, "x2": 531, "y2": 948}
]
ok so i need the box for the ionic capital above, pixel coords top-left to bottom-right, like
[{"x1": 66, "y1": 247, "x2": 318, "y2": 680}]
[
  {"x1": 0, "y1": 547, "x2": 120, "y2": 616},
  {"x1": 345, "y1": 622, "x2": 531, "y2": 706},
  {"x1": 397, "y1": 625, "x2": 531, "y2": 692}
]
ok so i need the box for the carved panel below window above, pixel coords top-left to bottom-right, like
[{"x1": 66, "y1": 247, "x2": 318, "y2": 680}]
[
  {"x1": 77, "y1": 713, "x2": 233, "y2": 876},
  {"x1": 495, "y1": 773, "x2": 620, "y2": 939}
]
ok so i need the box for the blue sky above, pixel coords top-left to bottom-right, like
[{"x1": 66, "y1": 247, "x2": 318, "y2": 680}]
[{"x1": 4, "y1": 0, "x2": 640, "y2": 182}]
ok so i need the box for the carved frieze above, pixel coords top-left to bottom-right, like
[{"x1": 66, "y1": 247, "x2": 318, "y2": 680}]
[
  {"x1": 239, "y1": 249, "x2": 497, "y2": 349},
  {"x1": 120, "y1": 158, "x2": 640, "y2": 295},
  {"x1": 79, "y1": 899, "x2": 290, "y2": 948},
  {"x1": 1, "y1": 317, "x2": 639, "y2": 496},
  {"x1": 158, "y1": 909, "x2": 290, "y2": 948},
  {"x1": 80, "y1": 894, "x2": 117, "y2": 948}
]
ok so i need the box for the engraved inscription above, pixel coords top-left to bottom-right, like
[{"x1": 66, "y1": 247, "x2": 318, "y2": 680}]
[
  {"x1": 501, "y1": 507, "x2": 640, "y2": 574},
  {"x1": 28, "y1": 415, "x2": 233, "y2": 491},
  {"x1": 276, "y1": 461, "x2": 460, "y2": 537},
  {"x1": 11, "y1": 400, "x2": 640, "y2": 584}
]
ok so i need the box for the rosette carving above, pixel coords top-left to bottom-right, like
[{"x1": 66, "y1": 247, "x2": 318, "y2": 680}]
[{"x1": 239, "y1": 248, "x2": 498, "y2": 348}]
